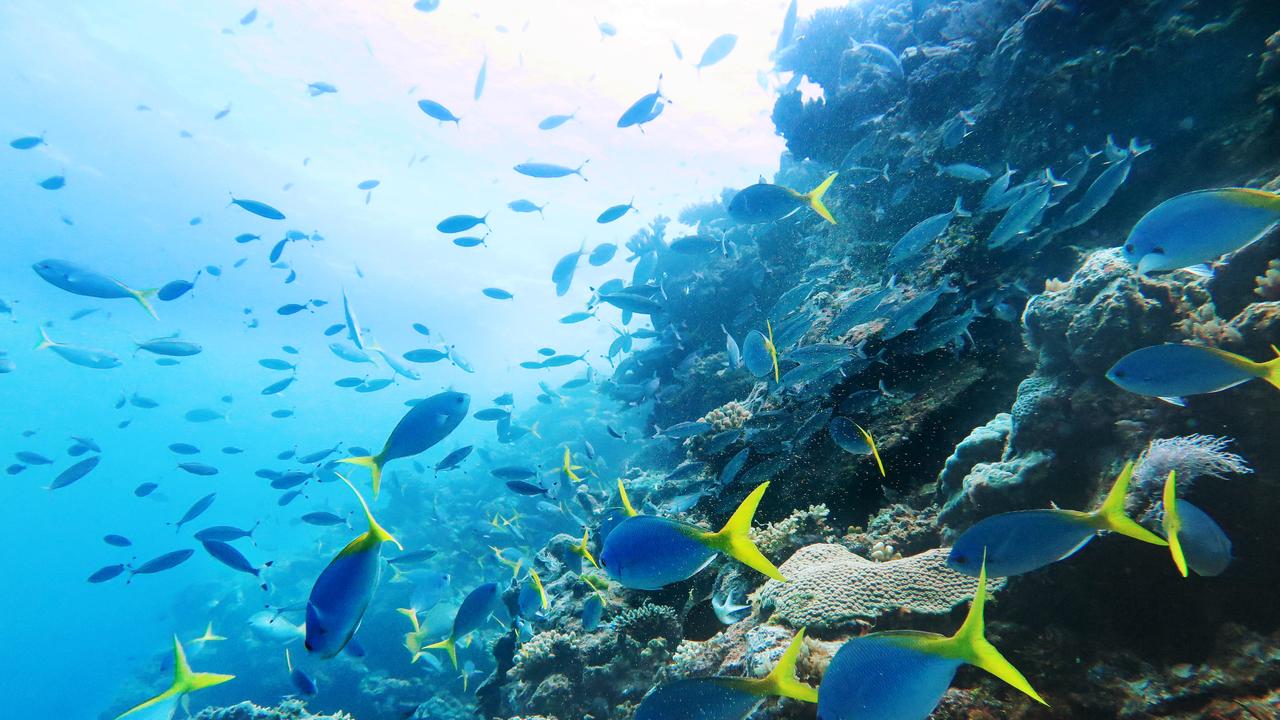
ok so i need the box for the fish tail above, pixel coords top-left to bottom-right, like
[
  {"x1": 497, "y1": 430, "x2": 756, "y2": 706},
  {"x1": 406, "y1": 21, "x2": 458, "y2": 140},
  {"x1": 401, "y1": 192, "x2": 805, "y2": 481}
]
[
  {"x1": 952, "y1": 196, "x2": 971, "y2": 218},
  {"x1": 854, "y1": 423, "x2": 886, "y2": 477},
  {"x1": 946, "y1": 558, "x2": 1048, "y2": 706},
  {"x1": 703, "y1": 482, "x2": 786, "y2": 582},
  {"x1": 425, "y1": 635, "x2": 458, "y2": 669},
  {"x1": 617, "y1": 479, "x2": 638, "y2": 517},
  {"x1": 338, "y1": 455, "x2": 383, "y2": 498},
  {"x1": 133, "y1": 288, "x2": 159, "y2": 320},
  {"x1": 738, "y1": 629, "x2": 818, "y2": 702},
  {"x1": 577, "y1": 159, "x2": 590, "y2": 182},
  {"x1": 397, "y1": 607, "x2": 421, "y2": 632},
  {"x1": 34, "y1": 326, "x2": 53, "y2": 351},
  {"x1": 336, "y1": 472, "x2": 402, "y2": 550},
  {"x1": 1089, "y1": 461, "x2": 1168, "y2": 547},
  {"x1": 1162, "y1": 470, "x2": 1188, "y2": 577},
  {"x1": 803, "y1": 172, "x2": 838, "y2": 224},
  {"x1": 1262, "y1": 347, "x2": 1280, "y2": 391}
]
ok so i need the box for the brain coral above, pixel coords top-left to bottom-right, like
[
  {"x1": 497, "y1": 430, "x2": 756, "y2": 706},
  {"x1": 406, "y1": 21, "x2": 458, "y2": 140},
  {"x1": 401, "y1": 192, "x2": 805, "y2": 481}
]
[{"x1": 757, "y1": 544, "x2": 1004, "y2": 633}]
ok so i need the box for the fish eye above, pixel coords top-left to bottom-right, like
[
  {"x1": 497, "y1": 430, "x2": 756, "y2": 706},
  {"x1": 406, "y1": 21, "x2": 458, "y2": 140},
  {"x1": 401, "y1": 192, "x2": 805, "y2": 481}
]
[
  {"x1": 1152, "y1": 246, "x2": 1165, "y2": 255},
  {"x1": 952, "y1": 553, "x2": 966, "y2": 564},
  {"x1": 1123, "y1": 243, "x2": 1134, "y2": 253},
  {"x1": 1112, "y1": 369, "x2": 1126, "y2": 378}
]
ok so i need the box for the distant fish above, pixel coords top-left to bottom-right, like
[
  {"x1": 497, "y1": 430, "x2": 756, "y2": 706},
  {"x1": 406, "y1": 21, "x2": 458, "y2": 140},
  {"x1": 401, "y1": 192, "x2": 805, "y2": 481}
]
[
  {"x1": 158, "y1": 274, "x2": 199, "y2": 301},
  {"x1": 588, "y1": 243, "x2": 616, "y2": 266},
  {"x1": 597, "y1": 19, "x2": 617, "y2": 37},
  {"x1": 33, "y1": 259, "x2": 158, "y2": 318},
  {"x1": 505, "y1": 480, "x2": 547, "y2": 496},
  {"x1": 301, "y1": 512, "x2": 346, "y2": 528},
  {"x1": 47, "y1": 456, "x2": 101, "y2": 490},
  {"x1": 35, "y1": 328, "x2": 122, "y2": 370},
  {"x1": 39, "y1": 175, "x2": 66, "y2": 190},
  {"x1": 172, "y1": 493, "x2": 218, "y2": 533},
  {"x1": 184, "y1": 408, "x2": 226, "y2": 423},
  {"x1": 178, "y1": 462, "x2": 219, "y2": 477},
  {"x1": 412, "y1": 322, "x2": 431, "y2": 336},
  {"x1": 886, "y1": 198, "x2": 970, "y2": 268},
  {"x1": 129, "y1": 549, "x2": 196, "y2": 579},
  {"x1": 561, "y1": 310, "x2": 595, "y2": 323},
  {"x1": 285, "y1": 648, "x2": 317, "y2": 697},
  {"x1": 436, "y1": 213, "x2": 489, "y2": 234},
  {"x1": 88, "y1": 564, "x2": 126, "y2": 583},
  {"x1": 357, "y1": 179, "x2": 380, "y2": 191},
  {"x1": 728, "y1": 174, "x2": 838, "y2": 225},
  {"x1": 453, "y1": 235, "x2": 487, "y2": 248},
  {"x1": 422, "y1": 582, "x2": 498, "y2": 668},
  {"x1": 514, "y1": 161, "x2": 588, "y2": 180},
  {"x1": 828, "y1": 417, "x2": 885, "y2": 476},
  {"x1": 261, "y1": 376, "x2": 296, "y2": 396},
  {"x1": 537, "y1": 111, "x2": 576, "y2": 130},
  {"x1": 1122, "y1": 188, "x2": 1280, "y2": 275},
  {"x1": 9, "y1": 134, "x2": 45, "y2": 149},
  {"x1": 403, "y1": 348, "x2": 449, "y2": 363},
  {"x1": 935, "y1": 162, "x2": 991, "y2": 182},
  {"x1": 417, "y1": 98, "x2": 461, "y2": 126},
  {"x1": 695, "y1": 34, "x2": 738, "y2": 72},
  {"x1": 508, "y1": 199, "x2": 547, "y2": 216},
  {"x1": 305, "y1": 476, "x2": 402, "y2": 658},
  {"x1": 552, "y1": 244, "x2": 585, "y2": 296},
  {"x1": 258, "y1": 358, "x2": 296, "y2": 371},
  {"x1": 230, "y1": 196, "x2": 285, "y2": 220},
  {"x1": 948, "y1": 462, "x2": 1165, "y2": 577},
  {"x1": 202, "y1": 540, "x2": 272, "y2": 590},
  {"x1": 597, "y1": 199, "x2": 637, "y2": 224},
  {"x1": 134, "y1": 482, "x2": 159, "y2": 497},
  {"x1": 741, "y1": 325, "x2": 779, "y2": 381},
  {"x1": 617, "y1": 75, "x2": 666, "y2": 131},
  {"x1": 195, "y1": 523, "x2": 259, "y2": 543},
  {"x1": 330, "y1": 342, "x2": 375, "y2": 364},
  {"x1": 110, "y1": 637, "x2": 233, "y2": 718},
  {"x1": 240, "y1": 7, "x2": 257, "y2": 25},
  {"x1": 1106, "y1": 343, "x2": 1280, "y2": 404},
  {"x1": 339, "y1": 390, "x2": 469, "y2": 496},
  {"x1": 474, "y1": 55, "x2": 487, "y2": 101},
  {"x1": 308, "y1": 81, "x2": 338, "y2": 96},
  {"x1": 137, "y1": 337, "x2": 202, "y2": 357}
]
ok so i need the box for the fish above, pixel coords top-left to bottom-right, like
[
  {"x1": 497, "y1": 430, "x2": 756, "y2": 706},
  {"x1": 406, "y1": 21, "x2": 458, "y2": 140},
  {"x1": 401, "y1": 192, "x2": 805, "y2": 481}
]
[
  {"x1": 1161, "y1": 471, "x2": 1232, "y2": 577},
  {"x1": 9, "y1": 134, "x2": 45, "y2": 149},
  {"x1": 827, "y1": 418, "x2": 885, "y2": 476},
  {"x1": 473, "y1": 55, "x2": 487, "y2": 100},
  {"x1": 285, "y1": 648, "x2": 318, "y2": 697},
  {"x1": 340, "y1": 390, "x2": 470, "y2": 496},
  {"x1": 103, "y1": 534, "x2": 132, "y2": 547},
  {"x1": 552, "y1": 244, "x2": 585, "y2": 296},
  {"x1": 47, "y1": 456, "x2": 101, "y2": 490},
  {"x1": 848, "y1": 41, "x2": 904, "y2": 79},
  {"x1": 661, "y1": 421, "x2": 713, "y2": 439},
  {"x1": 248, "y1": 611, "x2": 306, "y2": 645},
  {"x1": 202, "y1": 540, "x2": 273, "y2": 590},
  {"x1": 308, "y1": 82, "x2": 338, "y2": 96},
  {"x1": 417, "y1": 99, "x2": 461, "y2": 125},
  {"x1": 492, "y1": 466, "x2": 538, "y2": 480},
  {"x1": 39, "y1": 175, "x2": 66, "y2": 190},
  {"x1": 879, "y1": 282, "x2": 957, "y2": 341},
  {"x1": 259, "y1": 358, "x2": 296, "y2": 371},
  {"x1": 600, "y1": 482, "x2": 784, "y2": 589},
  {"x1": 473, "y1": 408, "x2": 510, "y2": 422},
  {"x1": 129, "y1": 549, "x2": 196, "y2": 579},
  {"x1": 601, "y1": 291, "x2": 662, "y2": 314},
  {"x1": 506, "y1": 480, "x2": 547, "y2": 496},
  {"x1": 261, "y1": 376, "x2": 296, "y2": 395},
  {"x1": 111, "y1": 637, "x2": 233, "y2": 719},
  {"x1": 240, "y1": 8, "x2": 257, "y2": 24},
  {"x1": 935, "y1": 162, "x2": 991, "y2": 182},
  {"x1": 424, "y1": 582, "x2": 499, "y2": 668},
  {"x1": 302, "y1": 512, "x2": 349, "y2": 527},
  {"x1": 173, "y1": 493, "x2": 218, "y2": 532},
  {"x1": 508, "y1": 199, "x2": 547, "y2": 216},
  {"x1": 1106, "y1": 343, "x2": 1280, "y2": 404},
  {"x1": 636, "y1": 630, "x2": 813, "y2": 720},
  {"x1": 330, "y1": 343, "x2": 376, "y2": 364},
  {"x1": 1123, "y1": 188, "x2": 1280, "y2": 275},
  {"x1": 33, "y1": 259, "x2": 157, "y2": 318},
  {"x1": 34, "y1": 328, "x2": 122, "y2": 369},
  {"x1": 230, "y1": 197, "x2": 285, "y2": 220},
  {"x1": 158, "y1": 276, "x2": 198, "y2": 301},
  {"x1": 403, "y1": 348, "x2": 449, "y2": 363},
  {"x1": 978, "y1": 165, "x2": 1018, "y2": 213},
  {"x1": 696, "y1": 34, "x2": 738, "y2": 72},
  {"x1": 886, "y1": 198, "x2": 969, "y2": 268},
  {"x1": 729, "y1": 174, "x2": 837, "y2": 225},
  {"x1": 514, "y1": 161, "x2": 588, "y2": 180},
  {"x1": 669, "y1": 235, "x2": 724, "y2": 254},
  {"x1": 816, "y1": 560, "x2": 1044, "y2": 720},
  {"x1": 537, "y1": 111, "x2": 576, "y2": 130},
  {"x1": 195, "y1": 524, "x2": 259, "y2": 543},
  {"x1": 136, "y1": 338, "x2": 201, "y2": 357},
  {"x1": 134, "y1": 482, "x2": 159, "y2": 497},
  {"x1": 617, "y1": 75, "x2": 667, "y2": 131},
  {"x1": 305, "y1": 476, "x2": 402, "y2": 658},
  {"x1": 89, "y1": 564, "x2": 126, "y2": 583},
  {"x1": 482, "y1": 287, "x2": 514, "y2": 300},
  {"x1": 597, "y1": 199, "x2": 637, "y2": 224},
  {"x1": 1057, "y1": 155, "x2": 1133, "y2": 231},
  {"x1": 948, "y1": 462, "x2": 1167, "y2": 577},
  {"x1": 987, "y1": 177, "x2": 1054, "y2": 248},
  {"x1": 436, "y1": 213, "x2": 489, "y2": 233},
  {"x1": 184, "y1": 408, "x2": 226, "y2": 423},
  {"x1": 710, "y1": 590, "x2": 752, "y2": 625},
  {"x1": 742, "y1": 325, "x2": 780, "y2": 381},
  {"x1": 582, "y1": 593, "x2": 605, "y2": 631}
]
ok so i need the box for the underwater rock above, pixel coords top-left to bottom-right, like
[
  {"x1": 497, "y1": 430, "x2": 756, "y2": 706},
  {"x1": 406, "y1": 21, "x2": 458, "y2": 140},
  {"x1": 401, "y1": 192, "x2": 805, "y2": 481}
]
[
  {"x1": 936, "y1": 413, "x2": 1011, "y2": 499},
  {"x1": 757, "y1": 544, "x2": 1003, "y2": 633},
  {"x1": 192, "y1": 700, "x2": 354, "y2": 720},
  {"x1": 843, "y1": 502, "x2": 940, "y2": 560}
]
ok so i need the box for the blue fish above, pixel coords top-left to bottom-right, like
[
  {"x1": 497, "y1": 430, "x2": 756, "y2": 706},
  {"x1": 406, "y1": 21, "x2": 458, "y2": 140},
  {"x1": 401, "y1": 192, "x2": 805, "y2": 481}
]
[
  {"x1": 1123, "y1": 188, "x2": 1280, "y2": 275},
  {"x1": 637, "y1": 630, "x2": 815, "y2": 720},
  {"x1": 948, "y1": 462, "x2": 1167, "y2": 578},
  {"x1": 816, "y1": 560, "x2": 1044, "y2": 720},
  {"x1": 305, "y1": 476, "x2": 402, "y2": 658},
  {"x1": 597, "y1": 199, "x2": 636, "y2": 224},
  {"x1": 514, "y1": 160, "x2": 588, "y2": 180},
  {"x1": 33, "y1": 259, "x2": 158, "y2": 318},
  {"x1": 417, "y1": 98, "x2": 461, "y2": 126},
  {"x1": 285, "y1": 649, "x2": 318, "y2": 696},
  {"x1": 340, "y1": 390, "x2": 469, "y2": 496},
  {"x1": 617, "y1": 75, "x2": 666, "y2": 131},
  {"x1": 1107, "y1": 343, "x2": 1280, "y2": 404},
  {"x1": 1162, "y1": 471, "x2": 1232, "y2": 577},
  {"x1": 436, "y1": 213, "x2": 488, "y2": 233},
  {"x1": 695, "y1": 34, "x2": 738, "y2": 72},
  {"x1": 729, "y1": 174, "x2": 837, "y2": 225},
  {"x1": 112, "y1": 637, "x2": 233, "y2": 718},
  {"x1": 425, "y1": 582, "x2": 499, "y2": 668},
  {"x1": 230, "y1": 196, "x2": 285, "y2": 220},
  {"x1": 600, "y1": 482, "x2": 784, "y2": 590},
  {"x1": 582, "y1": 593, "x2": 604, "y2": 631},
  {"x1": 741, "y1": 324, "x2": 779, "y2": 381}
]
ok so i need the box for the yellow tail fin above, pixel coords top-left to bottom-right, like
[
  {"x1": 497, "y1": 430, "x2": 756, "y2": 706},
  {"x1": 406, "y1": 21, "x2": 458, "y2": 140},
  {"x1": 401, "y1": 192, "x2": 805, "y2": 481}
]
[
  {"x1": 1263, "y1": 347, "x2": 1280, "y2": 391},
  {"x1": 854, "y1": 423, "x2": 886, "y2": 477},
  {"x1": 803, "y1": 172, "x2": 838, "y2": 225},
  {"x1": 115, "y1": 637, "x2": 234, "y2": 718},
  {"x1": 530, "y1": 568, "x2": 549, "y2": 609},
  {"x1": 338, "y1": 455, "x2": 384, "y2": 497},
  {"x1": 132, "y1": 288, "x2": 159, "y2": 320},
  {"x1": 765, "y1": 320, "x2": 779, "y2": 382},
  {"x1": 946, "y1": 559, "x2": 1047, "y2": 706},
  {"x1": 1162, "y1": 470, "x2": 1188, "y2": 577},
  {"x1": 35, "y1": 326, "x2": 54, "y2": 351},
  {"x1": 702, "y1": 482, "x2": 786, "y2": 582},
  {"x1": 1086, "y1": 462, "x2": 1167, "y2": 547},
  {"x1": 727, "y1": 628, "x2": 818, "y2": 702},
  {"x1": 574, "y1": 528, "x2": 599, "y2": 568},
  {"x1": 426, "y1": 636, "x2": 458, "y2": 669},
  {"x1": 397, "y1": 607, "x2": 421, "y2": 632},
  {"x1": 618, "y1": 479, "x2": 638, "y2": 517},
  {"x1": 337, "y1": 473, "x2": 402, "y2": 553}
]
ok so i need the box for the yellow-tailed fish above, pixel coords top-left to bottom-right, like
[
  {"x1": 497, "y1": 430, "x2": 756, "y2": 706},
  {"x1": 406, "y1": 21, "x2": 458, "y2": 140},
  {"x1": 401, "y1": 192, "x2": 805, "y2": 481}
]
[
  {"x1": 1162, "y1": 470, "x2": 1188, "y2": 578},
  {"x1": 339, "y1": 390, "x2": 470, "y2": 496},
  {"x1": 424, "y1": 582, "x2": 499, "y2": 669},
  {"x1": 113, "y1": 636, "x2": 233, "y2": 719}
]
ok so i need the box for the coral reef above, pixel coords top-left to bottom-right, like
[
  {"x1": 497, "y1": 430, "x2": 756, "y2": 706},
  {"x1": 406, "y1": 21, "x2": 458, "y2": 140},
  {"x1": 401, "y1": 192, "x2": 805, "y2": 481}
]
[{"x1": 192, "y1": 701, "x2": 354, "y2": 720}]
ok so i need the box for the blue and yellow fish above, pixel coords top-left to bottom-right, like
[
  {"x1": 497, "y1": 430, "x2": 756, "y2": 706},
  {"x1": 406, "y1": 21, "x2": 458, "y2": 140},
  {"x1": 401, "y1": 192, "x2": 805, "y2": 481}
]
[
  {"x1": 1106, "y1": 343, "x2": 1280, "y2": 405},
  {"x1": 1162, "y1": 470, "x2": 1233, "y2": 577},
  {"x1": 113, "y1": 636, "x2": 233, "y2": 719},
  {"x1": 425, "y1": 581, "x2": 499, "y2": 669},
  {"x1": 340, "y1": 390, "x2": 470, "y2": 496},
  {"x1": 1122, "y1": 187, "x2": 1280, "y2": 275}
]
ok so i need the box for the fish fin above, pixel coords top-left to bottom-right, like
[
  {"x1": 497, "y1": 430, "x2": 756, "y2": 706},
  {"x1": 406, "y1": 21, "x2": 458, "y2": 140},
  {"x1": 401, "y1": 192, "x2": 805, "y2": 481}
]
[
  {"x1": 1157, "y1": 396, "x2": 1187, "y2": 407},
  {"x1": 803, "y1": 172, "x2": 838, "y2": 224},
  {"x1": 1263, "y1": 348, "x2": 1280, "y2": 391},
  {"x1": 854, "y1": 423, "x2": 886, "y2": 477},
  {"x1": 1088, "y1": 462, "x2": 1168, "y2": 547},
  {"x1": 702, "y1": 482, "x2": 786, "y2": 582},
  {"x1": 618, "y1": 479, "x2": 638, "y2": 517},
  {"x1": 425, "y1": 636, "x2": 458, "y2": 669},
  {"x1": 132, "y1": 288, "x2": 159, "y2": 320},
  {"x1": 1162, "y1": 470, "x2": 1188, "y2": 578},
  {"x1": 743, "y1": 629, "x2": 818, "y2": 702},
  {"x1": 766, "y1": 320, "x2": 780, "y2": 382},
  {"x1": 944, "y1": 558, "x2": 1047, "y2": 706},
  {"x1": 576, "y1": 529, "x2": 599, "y2": 568},
  {"x1": 1183, "y1": 263, "x2": 1215, "y2": 278},
  {"x1": 337, "y1": 455, "x2": 384, "y2": 497},
  {"x1": 397, "y1": 608, "x2": 421, "y2": 633},
  {"x1": 35, "y1": 326, "x2": 54, "y2": 351},
  {"x1": 952, "y1": 196, "x2": 971, "y2": 218},
  {"x1": 337, "y1": 472, "x2": 402, "y2": 551}
]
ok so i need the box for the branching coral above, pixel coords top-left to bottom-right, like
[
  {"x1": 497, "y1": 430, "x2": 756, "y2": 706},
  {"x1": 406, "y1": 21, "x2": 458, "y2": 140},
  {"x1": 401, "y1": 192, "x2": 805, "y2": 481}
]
[
  {"x1": 1255, "y1": 259, "x2": 1280, "y2": 300},
  {"x1": 1130, "y1": 435, "x2": 1251, "y2": 520},
  {"x1": 613, "y1": 603, "x2": 682, "y2": 645}
]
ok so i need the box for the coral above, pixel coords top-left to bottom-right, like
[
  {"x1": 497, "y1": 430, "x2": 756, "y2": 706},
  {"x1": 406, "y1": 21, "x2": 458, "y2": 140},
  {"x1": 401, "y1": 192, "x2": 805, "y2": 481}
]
[
  {"x1": 700, "y1": 400, "x2": 752, "y2": 432},
  {"x1": 1255, "y1": 259, "x2": 1280, "y2": 300},
  {"x1": 937, "y1": 451, "x2": 1054, "y2": 534},
  {"x1": 751, "y1": 503, "x2": 832, "y2": 559},
  {"x1": 936, "y1": 413, "x2": 1011, "y2": 499},
  {"x1": 758, "y1": 544, "x2": 1003, "y2": 633},
  {"x1": 1130, "y1": 435, "x2": 1252, "y2": 520},
  {"x1": 844, "y1": 503, "x2": 940, "y2": 559},
  {"x1": 613, "y1": 603, "x2": 682, "y2": 645},
  {"x1": 193, "y1": 701, "x2": 354, "y2": 720}
]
